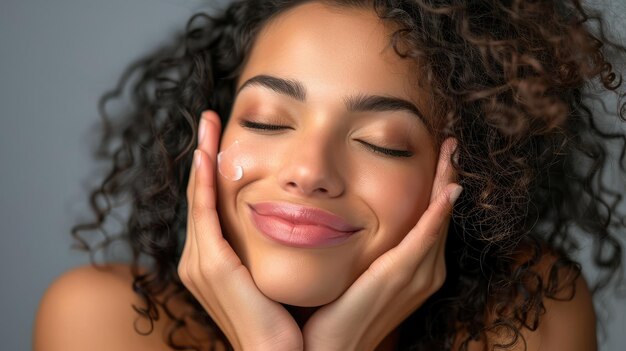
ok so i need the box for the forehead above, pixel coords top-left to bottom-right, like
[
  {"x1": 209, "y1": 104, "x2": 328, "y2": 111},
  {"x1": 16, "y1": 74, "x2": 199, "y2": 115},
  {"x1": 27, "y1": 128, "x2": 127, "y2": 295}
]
[{"x1": 236, "y1": 2, "x2": 430, "y2": 117}]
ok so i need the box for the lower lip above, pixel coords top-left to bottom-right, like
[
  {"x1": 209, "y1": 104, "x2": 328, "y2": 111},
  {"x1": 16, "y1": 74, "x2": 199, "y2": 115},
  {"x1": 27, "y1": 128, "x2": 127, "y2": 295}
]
[{"x1": 248, "y1": 208, "x2": 359, "y2": 248}]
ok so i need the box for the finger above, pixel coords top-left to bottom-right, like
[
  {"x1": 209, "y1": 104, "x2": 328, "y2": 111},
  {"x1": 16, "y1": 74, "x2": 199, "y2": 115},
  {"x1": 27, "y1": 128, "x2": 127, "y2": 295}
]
[
  {"x1": 191, "y1": 149, "x2": 218, "y2": 210},
  {"x1": 181, "y1": 123, "x2": 201, "y2": 273},
  {"x1": 429, "y1": 137, "x2": 458, "y2": 204},
  {"x1": 185, "y1": 156, "x2": 197, "y2": 217},
  {"x1": 183, "y1": 110, "x2": 221, "y2": 271},
  {"x1": 186, "y1": 110, "x2": 221, "y2": 202},
  {"x1": 189, "y1": 110, "x2": 221, "y2": 244},
  {"x1": 420, "y1": 218, "x2": 449, "y2": 282},
  {"x1": 198, "y1": 110, "x2": 222, "y2": 159},
  {"x1": 194, "y1": 110, "x2": 221, "y2": 213},
  {"x1": 180, "y1": 148, "x2": 200, "y2": 284},
  {"x1": 192, "y1": 148, "x2": 238, "y2": 269}
]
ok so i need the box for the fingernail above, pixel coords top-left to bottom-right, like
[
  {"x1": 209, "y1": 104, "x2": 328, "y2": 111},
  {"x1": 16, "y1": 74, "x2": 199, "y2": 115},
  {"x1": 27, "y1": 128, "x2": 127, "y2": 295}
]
[
  {"x1": 451, "y1": 140, "x2": 459, "y2": 164},
  {"x1": 449, "y1": 185, "x2": 463, "y2": 206},
  {"x1": 198, "y1": 118, "x2": 206, "y2": 145},
  {"x1": 194, "y1": 150, "x2": 202, "y2": 167}
]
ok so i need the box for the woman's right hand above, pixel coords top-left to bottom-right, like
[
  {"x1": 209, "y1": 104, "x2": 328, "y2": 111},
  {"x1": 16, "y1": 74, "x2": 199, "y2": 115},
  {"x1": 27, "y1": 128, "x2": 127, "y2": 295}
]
[{"x1": 178, "y1": 110, "x2": 303, "y2": 351}]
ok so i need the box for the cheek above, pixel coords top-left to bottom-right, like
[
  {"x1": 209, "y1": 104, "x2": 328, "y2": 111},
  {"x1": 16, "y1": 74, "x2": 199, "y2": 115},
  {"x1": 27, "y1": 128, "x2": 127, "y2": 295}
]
[
  {"x1": 215, "y1": 135, "x2": 282, "y2": 203},
  {"x1": 215, "y1": 137, "x2": 266, "y2": 261},
  {"x1": 357, "y1": 163, "x2": 434, "y2": 243},
  {"x1": 215, "y1": 135, "x2": 288, "y2": 254}
]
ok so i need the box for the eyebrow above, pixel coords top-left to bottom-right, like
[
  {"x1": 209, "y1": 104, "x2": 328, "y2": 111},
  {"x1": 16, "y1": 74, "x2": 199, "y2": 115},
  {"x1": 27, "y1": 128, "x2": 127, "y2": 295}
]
[{"x1": 235, "y1": 74, "x2": 429, "y2": 127}]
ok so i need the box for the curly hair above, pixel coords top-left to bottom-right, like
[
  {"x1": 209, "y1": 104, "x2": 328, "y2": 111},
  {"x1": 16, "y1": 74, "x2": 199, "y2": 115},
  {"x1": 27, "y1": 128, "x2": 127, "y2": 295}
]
[{"x1": 71, "y1": 0, "x2": 626, "y2": 350}]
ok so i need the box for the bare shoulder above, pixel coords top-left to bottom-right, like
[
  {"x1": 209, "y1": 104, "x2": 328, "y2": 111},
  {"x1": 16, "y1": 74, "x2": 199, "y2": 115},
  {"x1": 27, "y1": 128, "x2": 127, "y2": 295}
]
[
  {"x1": 454, "y1": 249, "x2": 597, "y2": 351},
  {"x1": 517, "y1": 252, "x2": 597, "y2": 351},
  {"x1": 33, "y1": 263, "x2": 185, "y2": 351},
  {"x1": 533, "y1": 266, "x2": 596, "y2": 350}
]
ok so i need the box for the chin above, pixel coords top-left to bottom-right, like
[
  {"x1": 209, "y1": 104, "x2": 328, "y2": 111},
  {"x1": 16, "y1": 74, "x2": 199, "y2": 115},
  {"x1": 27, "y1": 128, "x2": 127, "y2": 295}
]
[{"x1": 248, "y1": 252, "x2": 354, "y2": 307}]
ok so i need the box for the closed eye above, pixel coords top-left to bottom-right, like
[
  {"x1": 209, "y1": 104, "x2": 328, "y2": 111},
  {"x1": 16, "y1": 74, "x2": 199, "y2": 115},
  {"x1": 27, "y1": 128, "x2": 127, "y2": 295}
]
[
  {"x1": 240, "y1": 120, "x2": 413, "y2": 158},
  {"x1": 239, "y1": 120, "x2": 290, "y2": 131},
  {"x1": 357, "y1": 140, "x2": 414, "y2": 158}
]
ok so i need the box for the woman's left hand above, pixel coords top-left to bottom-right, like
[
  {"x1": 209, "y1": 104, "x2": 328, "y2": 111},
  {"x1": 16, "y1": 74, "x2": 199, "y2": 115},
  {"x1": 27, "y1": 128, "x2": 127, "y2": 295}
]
[{"x1": 302, "y1": 138, "x2": 461, "y2": 351}]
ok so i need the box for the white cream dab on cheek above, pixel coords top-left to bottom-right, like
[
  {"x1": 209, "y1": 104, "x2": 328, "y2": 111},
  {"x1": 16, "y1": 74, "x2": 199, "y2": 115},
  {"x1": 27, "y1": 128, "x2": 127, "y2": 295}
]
[{"x1": 217, "y1": 140, "x2": 244, "y2": 181}]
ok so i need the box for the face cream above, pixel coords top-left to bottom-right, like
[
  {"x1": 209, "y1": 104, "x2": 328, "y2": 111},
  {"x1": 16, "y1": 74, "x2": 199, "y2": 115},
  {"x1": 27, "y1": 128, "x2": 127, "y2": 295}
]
[{"x1": 217, "y1": 140, "x2": 244, "y2": 181}]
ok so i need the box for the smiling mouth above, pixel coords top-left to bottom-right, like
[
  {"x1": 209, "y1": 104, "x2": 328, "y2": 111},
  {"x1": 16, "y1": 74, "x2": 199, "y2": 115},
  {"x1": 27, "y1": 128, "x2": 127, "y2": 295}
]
[{"x1": 247, "y1": 202, "x2": 362, "y2": 248}]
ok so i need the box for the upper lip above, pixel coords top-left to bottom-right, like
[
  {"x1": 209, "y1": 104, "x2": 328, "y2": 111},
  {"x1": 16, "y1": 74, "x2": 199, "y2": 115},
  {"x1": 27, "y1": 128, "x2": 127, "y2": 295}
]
[{"x1": 249, "y1": 202, "x2": 363, "y2": 233}]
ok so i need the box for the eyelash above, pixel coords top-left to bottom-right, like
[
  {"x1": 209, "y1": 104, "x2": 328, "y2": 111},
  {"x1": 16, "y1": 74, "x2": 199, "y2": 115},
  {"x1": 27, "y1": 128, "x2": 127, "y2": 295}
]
[
  {"x1": 239, "y1": 120, "x2": 414, "y2": 158},
  {"x1": 240, "y1": 120, "x2": 290, "y2": 131},
  {"x1": 360, "y1": 141, "x2": 414, "y2": 158}
]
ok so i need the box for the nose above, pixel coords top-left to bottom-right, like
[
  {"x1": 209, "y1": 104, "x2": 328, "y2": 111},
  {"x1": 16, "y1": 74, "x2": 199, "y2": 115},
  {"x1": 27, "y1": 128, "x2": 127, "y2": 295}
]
[{"x1": 277, "y1": 137, "x2": 345, "y2": 198}]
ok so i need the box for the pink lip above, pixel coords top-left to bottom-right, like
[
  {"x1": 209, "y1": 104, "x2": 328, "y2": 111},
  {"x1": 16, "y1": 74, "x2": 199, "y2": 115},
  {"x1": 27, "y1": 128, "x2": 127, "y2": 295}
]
[{"x1": 248, "y1": 202, "x2": 363, "y2": 248}]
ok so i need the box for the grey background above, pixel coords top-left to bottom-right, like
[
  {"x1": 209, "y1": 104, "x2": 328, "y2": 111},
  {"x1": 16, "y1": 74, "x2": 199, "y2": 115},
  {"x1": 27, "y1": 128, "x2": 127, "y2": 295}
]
[{"x1": 0, "y1": 0, "x2": 624, "y2": 350}]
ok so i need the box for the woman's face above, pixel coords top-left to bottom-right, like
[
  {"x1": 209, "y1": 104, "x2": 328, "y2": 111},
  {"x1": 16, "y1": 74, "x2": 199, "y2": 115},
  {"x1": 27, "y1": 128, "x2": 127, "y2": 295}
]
[{"x1": 216, "y1": 2, "x2": 438, "y2": 307}]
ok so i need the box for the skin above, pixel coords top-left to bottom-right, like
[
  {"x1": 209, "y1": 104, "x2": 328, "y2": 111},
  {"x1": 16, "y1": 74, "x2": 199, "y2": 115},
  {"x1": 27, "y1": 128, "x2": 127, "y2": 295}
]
[
  {"x1": 181, "y1": 110, "x2": 457, "y2": 351},
  {"x1": 32, "y1": 2, "x2": 598, "y2": 351},
  {"x1": 216, "y1": 1, "x2": 439, "y2": 308},
  {"x1": 177, "y1": 3, "x2": 459, "y2": 349}
]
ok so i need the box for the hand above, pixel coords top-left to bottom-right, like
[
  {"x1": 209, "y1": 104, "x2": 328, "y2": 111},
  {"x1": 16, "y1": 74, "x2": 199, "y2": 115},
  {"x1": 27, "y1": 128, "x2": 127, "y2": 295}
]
[
  {"x1": 178, "y1": 110, "x2": 303, "y2": 351},
  {"x1": 302, "y1": 138, "x2": 461, "y2": 351}
]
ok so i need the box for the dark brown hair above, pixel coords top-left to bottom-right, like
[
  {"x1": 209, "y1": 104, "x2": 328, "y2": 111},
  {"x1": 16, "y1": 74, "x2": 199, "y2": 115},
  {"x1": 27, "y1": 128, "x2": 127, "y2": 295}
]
[{"x1": 72, "y1": 0, "x2": 626, "y2": 349}]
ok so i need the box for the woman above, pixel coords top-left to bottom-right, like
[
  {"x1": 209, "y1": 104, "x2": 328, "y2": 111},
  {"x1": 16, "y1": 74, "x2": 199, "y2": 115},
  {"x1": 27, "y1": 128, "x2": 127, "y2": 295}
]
[{"x1": 34, "y1": 0, "x2": 625, "y2": 350}]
